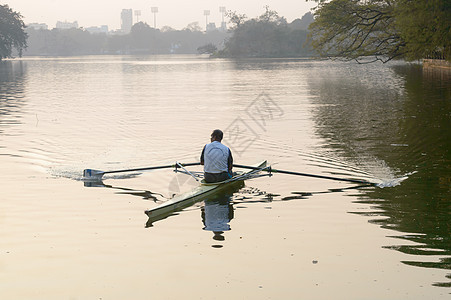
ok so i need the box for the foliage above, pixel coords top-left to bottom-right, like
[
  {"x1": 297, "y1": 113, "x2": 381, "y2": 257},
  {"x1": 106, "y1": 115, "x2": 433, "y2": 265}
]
[
  {"x1": 130, "y1": 22, "x2": 164, "y2": 53},
  {"x1": 160, "y1": 26, "x2": 176, "y2": 32},
  {"x1": 183, "y1": 22, "x2": 202, "y2": 32},
  {"x1": 0, "y1": 5, "x2": 27, "y2": 60},
  {"x1": 309, "y1": 0, "x2": 402, "y2": 63},
  {"x1": 225, "y1": 10, "x2": 248, "y2": 30},
  {"x1": 220, "y1": 7, "x2": 314, "y2": 58},
  {"x1": 290, "y1": 12, "x2": 314, "y2": 31},
  {"x1": 395, "y1": 0, "x2": 450, "y2": 61},
  {"x1": 197, "y1": 43, "x2": 218, "y2": 55},
  {"x1": 258, "y1": 5, "x2": 287, "y2": 25},
  {"x1": 308, "y1": 0, "x2": 450, "y2": 62}
]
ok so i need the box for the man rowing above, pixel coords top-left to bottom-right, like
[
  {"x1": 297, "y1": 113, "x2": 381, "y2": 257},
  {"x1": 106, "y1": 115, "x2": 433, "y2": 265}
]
[{"x1": 200, "y1": 129, "x2": 233, "y2": 183}]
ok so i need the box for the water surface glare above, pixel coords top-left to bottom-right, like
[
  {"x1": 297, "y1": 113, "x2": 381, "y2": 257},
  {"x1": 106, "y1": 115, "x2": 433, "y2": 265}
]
[{"x1": 0, "y1": 55, "x2": 449, "y2": 299}]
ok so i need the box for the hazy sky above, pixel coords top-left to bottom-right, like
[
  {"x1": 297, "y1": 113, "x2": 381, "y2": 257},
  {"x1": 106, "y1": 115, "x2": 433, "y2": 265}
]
[{"x1": 6, "y1": 1, "x2": 316, "y2": 30}]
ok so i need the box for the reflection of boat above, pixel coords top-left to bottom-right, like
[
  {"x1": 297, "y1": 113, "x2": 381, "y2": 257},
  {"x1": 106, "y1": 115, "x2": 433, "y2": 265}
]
[
  {"x1": 84, "y1": 181, "x2": 165, "y2": 201},
  {"x1": 144, "y1": 161, "x2": 267, "y2": 227}
]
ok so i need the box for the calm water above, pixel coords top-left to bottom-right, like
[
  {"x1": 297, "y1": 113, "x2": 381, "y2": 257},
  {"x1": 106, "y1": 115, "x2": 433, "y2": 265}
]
[{"x1": 0, "y1": 55, "x2": 449, "y2": 299}]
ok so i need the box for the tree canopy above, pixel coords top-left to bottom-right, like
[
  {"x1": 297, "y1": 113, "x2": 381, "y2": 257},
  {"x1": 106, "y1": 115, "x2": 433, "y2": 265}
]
[
  {"x1": 395, "y1": 0, "x2": 450, "y2": 61},
  {"x1": 308, "y1": 0, "x2": 450, "y2": 62},
  {"x1": 0, "y1": 5, "x2": 27, "y2": 60},
  {"x1": 219, "y1": 7, "x2": 314, "y2": 58}
]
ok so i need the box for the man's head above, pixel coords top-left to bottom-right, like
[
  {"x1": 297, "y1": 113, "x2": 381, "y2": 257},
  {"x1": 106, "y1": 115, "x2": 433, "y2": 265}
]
[{"x1": 211, "y1": 129, "x2": 223, "y2": 142}]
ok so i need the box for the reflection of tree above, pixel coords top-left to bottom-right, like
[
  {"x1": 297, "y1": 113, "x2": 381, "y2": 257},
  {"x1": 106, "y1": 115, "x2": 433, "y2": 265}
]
[
  {"x1": 308, "y1": 63, "x2": 405, "y2": 158},
  {"x1": 308, "y1": 62, "x2": 451, "y2": 286},
  {"x1": 0, "y1": 61, "x2": 26, "y2": 133}
]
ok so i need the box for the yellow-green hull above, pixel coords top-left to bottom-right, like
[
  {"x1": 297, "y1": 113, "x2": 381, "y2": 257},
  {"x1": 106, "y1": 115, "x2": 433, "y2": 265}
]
[{"x1": 145, "y1": 161, "x2": 266, "y2": 227}]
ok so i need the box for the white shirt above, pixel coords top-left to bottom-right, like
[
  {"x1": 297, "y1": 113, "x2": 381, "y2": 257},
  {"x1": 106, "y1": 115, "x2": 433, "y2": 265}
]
[{"x1": 202, "y1": 141, "x2": 231, "y2": 174}]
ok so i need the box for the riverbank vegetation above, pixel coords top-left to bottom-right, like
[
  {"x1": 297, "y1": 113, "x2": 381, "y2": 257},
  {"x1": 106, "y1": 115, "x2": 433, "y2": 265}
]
[{"x1": 308, "y1": 0, "x2": 450, "y2": 63}]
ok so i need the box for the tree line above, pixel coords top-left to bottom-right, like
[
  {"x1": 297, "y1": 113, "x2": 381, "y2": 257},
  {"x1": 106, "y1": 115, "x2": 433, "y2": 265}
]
[
  {"x1": 1, "y1": 4, "x2": 314, "y2": 59},
  {"x1": 3, "y1": 2, "x2": 448, "y2": 62},
  {"x1": 24, "y1": 23, "x2": 229, "y2": 56},
  {"x1": 23, "y1": 8, "x2": 314, "y2": 58}
]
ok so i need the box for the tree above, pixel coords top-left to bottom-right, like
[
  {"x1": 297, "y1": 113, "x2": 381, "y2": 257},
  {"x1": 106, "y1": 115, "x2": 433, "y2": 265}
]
[
  {"x1": 183, "y1": 22, "x2": 202, "y2": 32},
  {"x1": 130, "y1": 22, "x2": 155, "y2": 50},
  {"x1": 290, "y1": 12, "x2": 314, "y2": 31},
  {"x1": 395, "y1": 0, "x2": 450, "y2": 61},
  {"x1": 309, "y1": 0, "x2": 403, "y2": 63},
  {"x1": 160, "y1": 26, "x2": 175, "y2": 32},
  {"x1": 308, "y1": 0, "x2": 450, "y2": 62},
  {"x1": 221, "y1": 8, "x2": 313, "y2": 57},
  {"x1": 197, "y1": 43, "x2": 217, "y2": 54},
  {"x1": 258, "y1": 5, "x2": 287, "y2": 25},
  {"x1": 225, "y1": 10, "x2": 248, "y2": 29},
  {"x1": 0, "y1": 5, "x2": 27, "y2": 60}
]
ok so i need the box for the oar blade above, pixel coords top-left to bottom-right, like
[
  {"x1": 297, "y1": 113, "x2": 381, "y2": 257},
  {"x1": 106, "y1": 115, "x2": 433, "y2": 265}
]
[{"x1": 83, "y1": 169, "x2": 105, "y2": 179}]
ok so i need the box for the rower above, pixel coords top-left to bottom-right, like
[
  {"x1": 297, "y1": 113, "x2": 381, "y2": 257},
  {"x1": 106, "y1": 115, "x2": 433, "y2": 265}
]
[{"x1": 200, "y1": 129, "x2": 233, "y2": 183}]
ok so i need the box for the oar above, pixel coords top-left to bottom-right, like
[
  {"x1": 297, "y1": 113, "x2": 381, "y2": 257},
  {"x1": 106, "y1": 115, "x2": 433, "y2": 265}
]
[
  {"x1": 233, "y1": 164, "x2": 372, "y2": 185},
  {"x1": 83, "y1": 162, "x2": 201, "y2": 180}
]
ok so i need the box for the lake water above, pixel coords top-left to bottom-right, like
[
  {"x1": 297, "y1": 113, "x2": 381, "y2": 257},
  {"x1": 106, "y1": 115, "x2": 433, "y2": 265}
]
[{"x1": 0, "y1": 55, "x2": 449, "y2": 299}]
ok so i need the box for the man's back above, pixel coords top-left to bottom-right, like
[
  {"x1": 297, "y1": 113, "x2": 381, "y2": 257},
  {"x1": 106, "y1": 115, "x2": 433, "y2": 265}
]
[
  {"x1": 202, "y1": 141, "x2": 230, "y2": 174},
  {"x1": 200, "y1": 129, "x2": 233, "y2": 183}
]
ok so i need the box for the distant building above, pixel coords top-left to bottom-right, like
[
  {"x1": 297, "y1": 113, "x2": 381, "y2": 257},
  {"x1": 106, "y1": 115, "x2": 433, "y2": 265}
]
[
  {"x1": 121, "y1": 9, "x2": 133, "y2": 34},
  {"x1": 206, "y1": 22, "x2": 216, "y2": 32},
  {"x1": 27, "y1": 23, "x2": 48, "y2": 30},
  {"x1": 86, "y1": 25, "x2": 109, "y2": 34},
  {"x1": 56, "y1": 21, "x2": 78, "y2": 30}
]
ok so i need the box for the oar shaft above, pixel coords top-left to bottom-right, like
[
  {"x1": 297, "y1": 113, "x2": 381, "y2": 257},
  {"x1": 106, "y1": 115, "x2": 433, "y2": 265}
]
[
  {"x1": 270, "y1": 168, "x2": 370, "y2": 184},
  {"x1": 233, "y1": 164, "x2": 371, "y2": 184},
  {"x1": 104, "y1": 162, "x2": 201, "y2": 175}
]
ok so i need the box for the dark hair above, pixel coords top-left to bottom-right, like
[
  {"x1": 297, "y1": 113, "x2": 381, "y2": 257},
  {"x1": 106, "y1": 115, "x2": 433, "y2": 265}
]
[{"x1": 211, "y1": 129, "x2": 223, "y2": 141}]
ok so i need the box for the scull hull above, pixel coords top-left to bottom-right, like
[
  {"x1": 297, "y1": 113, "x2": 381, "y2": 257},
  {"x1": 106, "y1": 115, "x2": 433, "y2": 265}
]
[{"x1": 145, "y1": 161, "x2": 266, "y2": 226}]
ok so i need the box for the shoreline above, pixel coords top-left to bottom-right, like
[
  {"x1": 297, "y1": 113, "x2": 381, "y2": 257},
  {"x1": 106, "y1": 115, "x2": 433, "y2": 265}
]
[{"x1": 423, "y1": 59, "x2": 451, "y2": 70}]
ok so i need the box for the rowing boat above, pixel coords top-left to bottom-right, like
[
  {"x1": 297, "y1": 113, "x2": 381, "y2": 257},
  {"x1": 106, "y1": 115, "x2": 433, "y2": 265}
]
[
  {"x1": 82, "y1": 158, "x2": 373, "y2": 227},
  {"x1": 144, "y1": 161, "x2": 267, "y2": 226}
]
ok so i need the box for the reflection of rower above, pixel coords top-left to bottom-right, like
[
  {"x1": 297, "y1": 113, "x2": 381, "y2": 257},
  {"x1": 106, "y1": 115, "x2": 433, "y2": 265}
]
[{"x1": 201, "y1": 195, "x2": 234, "y2": 241}]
